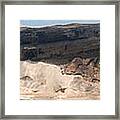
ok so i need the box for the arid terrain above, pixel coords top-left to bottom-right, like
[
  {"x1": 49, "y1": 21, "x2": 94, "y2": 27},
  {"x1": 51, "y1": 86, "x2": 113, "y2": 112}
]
[
  {"x1": 20, "y1": 23, "x2": 100, "y2": 100},
  {"x1": 20, "y1": 57, "x2": 100, "y2": 100}
]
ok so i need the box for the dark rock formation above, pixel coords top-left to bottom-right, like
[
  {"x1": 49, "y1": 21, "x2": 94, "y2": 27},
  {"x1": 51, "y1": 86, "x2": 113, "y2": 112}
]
[
  {"x1": 61, "y1": 57, "x2": 100, "y2": 82},
  {"x1": 20, "y1": 23, "x2": 100, "y2": 65}
]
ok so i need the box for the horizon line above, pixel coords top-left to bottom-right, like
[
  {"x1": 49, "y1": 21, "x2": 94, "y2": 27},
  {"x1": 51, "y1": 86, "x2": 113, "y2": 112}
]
[{"x1": 20, "y1": 20, "x2": 100, "y2": 27}]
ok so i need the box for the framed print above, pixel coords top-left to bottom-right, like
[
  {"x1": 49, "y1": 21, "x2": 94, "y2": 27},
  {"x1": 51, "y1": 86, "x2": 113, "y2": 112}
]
[{"x1": 0, "y1": 0, "x2": 120, "y2": 119}]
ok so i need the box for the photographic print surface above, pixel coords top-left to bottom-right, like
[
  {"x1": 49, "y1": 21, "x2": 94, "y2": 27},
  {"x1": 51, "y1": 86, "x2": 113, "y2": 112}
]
[{"x1": 20, "y1": 20, "x2": 100, "y2": 100}]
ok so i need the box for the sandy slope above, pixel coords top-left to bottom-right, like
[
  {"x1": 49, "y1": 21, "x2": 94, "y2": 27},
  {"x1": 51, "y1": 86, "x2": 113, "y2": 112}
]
[{"x1": 20, "y1": 61, "x2": 100, "y2": 100}]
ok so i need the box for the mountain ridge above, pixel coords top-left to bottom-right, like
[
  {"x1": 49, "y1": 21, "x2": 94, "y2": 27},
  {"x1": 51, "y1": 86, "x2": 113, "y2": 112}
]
[{"x1": 20, "y1": 23, "x2": 100, "y2": 65}]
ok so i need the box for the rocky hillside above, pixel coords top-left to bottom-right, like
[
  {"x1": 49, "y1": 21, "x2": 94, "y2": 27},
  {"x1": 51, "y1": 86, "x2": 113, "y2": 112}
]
[{"x1": 20, "y1": 23, "x2": 100, "y2": 65}]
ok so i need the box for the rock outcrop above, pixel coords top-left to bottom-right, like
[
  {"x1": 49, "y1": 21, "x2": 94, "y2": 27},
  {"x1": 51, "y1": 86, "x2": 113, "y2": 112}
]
[
  {"x1": 20, "y1": 61, "x2": 100, "y2": 100},
  {"x1": 60, "y1": 57, "x2": 100, "y2": 82}
]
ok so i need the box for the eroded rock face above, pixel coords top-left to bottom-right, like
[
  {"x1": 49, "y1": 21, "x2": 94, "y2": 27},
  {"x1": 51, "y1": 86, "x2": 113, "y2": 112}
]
[
  {"x1": 60, "y1": 57, "x2": 100, "y2": 82},
  {"x1": 20, "y1": 61, "x2": 100, "y2": 100}
]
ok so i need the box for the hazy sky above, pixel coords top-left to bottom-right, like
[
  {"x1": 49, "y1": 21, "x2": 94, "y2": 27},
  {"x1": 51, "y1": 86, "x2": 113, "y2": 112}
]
[{"x1": 20, "y1": 20, "x2": 100, "y2": 27}]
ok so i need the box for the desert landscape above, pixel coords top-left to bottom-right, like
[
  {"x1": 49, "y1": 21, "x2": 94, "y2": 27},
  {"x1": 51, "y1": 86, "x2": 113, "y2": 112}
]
[{"x1": 20, "y1": 21, "x2": 100, "y2": 100}]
